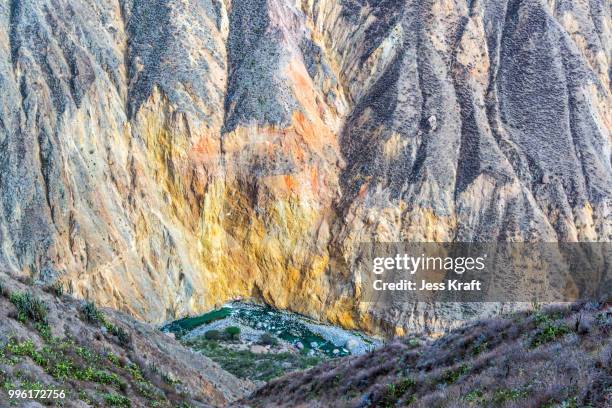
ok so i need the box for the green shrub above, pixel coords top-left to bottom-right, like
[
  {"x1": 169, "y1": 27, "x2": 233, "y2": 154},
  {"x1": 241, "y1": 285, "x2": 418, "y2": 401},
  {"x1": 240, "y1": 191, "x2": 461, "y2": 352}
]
[
  {"x1": 471, "y1": 341, "x2": 488, "y2": 356},
  {"x1": 224, "y1": 326, "x2": 241, "y2": 340},
  {"x1": 52, "y1": 360, "x2": 75, "y2": 379},
  {"x1": 204, "y1": 330, "x2": 221, "y2": 341},
  {"x1": 395, "y1": 377, "x2": 416, "y2": 394},
  {"x1": 258, "y1": 333, "x2": 278, "y2": 346},
  {"x1": 126, "y1": 363, "x2": 144, "y2": 382},
  {"x1": 6, "y1": 339, "x2": 37, "y2": 357},
  {"x1": 82, "y1": 301, "x2": 104, "y2": 323},
  {"x1": 35, "y1": 322, "x2": 51, "y2": 340},
  {"x1": 106, "y1": 323, "x2": 130, "y2": 347},
  {"x1": 92, "y1": 370, "x2": 122, "y2": 387},
  {"x1": 10, "y1": 292, "x2": 48, "y2": 323},
  {"x1": 464, "y1": 389, "x2": 484, "y2": 403},
  {"x1": 107, "y1": 353, "x2": 121, "y2": 366},
  {"x1": 47, "y1": 281, "x2": 64, "y2": 297},
  {"x1": 492, "y1": 387, "x2": 529, "y2": 404},
  {"x1": 441, "y1": 364, "x2": 469, "y2": 384},
  {"x1": 380, "y1": 378, "x2": 416, "y2": 407},
  {"x1": 161, "y1": 371, "x2": 181, "y2": 385},
  {"x1": 531, "y1": 323, "x2": 571, "y2": 348},
  {"x1": 3, "y1": 338, "x2": 50, "y2": 367},
  {"x1": 103, "y1": 393, "x2": 131, "y2": 408},
  {"x1": 81, "y1": 302, "x2": 130, "y2": 346}
]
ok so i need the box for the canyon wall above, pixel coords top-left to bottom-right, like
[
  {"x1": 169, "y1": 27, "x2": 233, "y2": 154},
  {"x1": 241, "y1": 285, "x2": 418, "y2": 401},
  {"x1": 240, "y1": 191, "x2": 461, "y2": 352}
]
[{"x1": 0, "y1": 0, "x2": 610, "y2": 334}]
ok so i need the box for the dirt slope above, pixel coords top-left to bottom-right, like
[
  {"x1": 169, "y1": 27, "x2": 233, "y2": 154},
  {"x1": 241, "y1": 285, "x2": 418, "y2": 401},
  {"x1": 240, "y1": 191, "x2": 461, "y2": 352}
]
[
  {"x1": 240, "y1": 302, "x2": 611, "y2": 407},
  {"x1": 0, "y1": 272, "x2": 254, "y2": 407}
]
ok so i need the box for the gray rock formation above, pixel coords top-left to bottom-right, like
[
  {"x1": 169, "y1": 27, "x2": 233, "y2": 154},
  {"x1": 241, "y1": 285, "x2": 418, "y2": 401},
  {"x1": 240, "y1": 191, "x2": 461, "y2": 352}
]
[{"x1": 0, "y1": 0, "x2": 610, "y2": 334}]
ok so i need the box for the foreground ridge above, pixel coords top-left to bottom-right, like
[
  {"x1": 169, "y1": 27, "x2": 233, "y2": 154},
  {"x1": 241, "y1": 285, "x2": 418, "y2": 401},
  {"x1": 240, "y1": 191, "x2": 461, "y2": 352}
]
[
  {"x1": 239, "y1": 302, "x2": 611, "y2": 407},
  {"x1": 0, "y1": 272, "x2": 255, "y2": 407}
]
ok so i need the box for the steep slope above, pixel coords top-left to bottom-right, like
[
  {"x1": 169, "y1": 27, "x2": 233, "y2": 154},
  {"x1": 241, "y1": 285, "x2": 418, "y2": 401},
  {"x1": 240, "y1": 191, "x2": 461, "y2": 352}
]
[
  {"x1": 0, "y1": 271, "x2": 254, "y2": 407},
  {"x1": 239, "y1": 302, "x2": 611, "y2": 407},
  {"x1": 0, "y1": 0, "x2": 610, "y2": 334}
]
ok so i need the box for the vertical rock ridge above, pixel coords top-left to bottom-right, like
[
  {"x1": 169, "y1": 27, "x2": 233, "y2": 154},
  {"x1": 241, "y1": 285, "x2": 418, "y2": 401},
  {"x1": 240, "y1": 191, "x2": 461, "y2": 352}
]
[{"x1": 0, "y1": 0, "x2": 609, "y2": 334}]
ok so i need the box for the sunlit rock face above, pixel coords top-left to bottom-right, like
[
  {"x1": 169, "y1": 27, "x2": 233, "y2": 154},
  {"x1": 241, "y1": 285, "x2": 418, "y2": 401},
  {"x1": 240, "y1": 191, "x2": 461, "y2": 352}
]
[{"x1": 0, "y1": 0, "x2": 610, "y2": 334}]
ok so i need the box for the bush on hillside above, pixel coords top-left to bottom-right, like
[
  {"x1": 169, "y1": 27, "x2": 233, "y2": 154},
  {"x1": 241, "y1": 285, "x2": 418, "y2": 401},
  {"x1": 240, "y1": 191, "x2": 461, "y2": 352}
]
[
  {"x1": 10, "y1": 292, "x2": 48, "y2": 323},
  {"x1": 204, "y1": 330, "x2": 222, "y2": 341},
  {"x1": 224, "y1": 326, "x2": 241, "y2": 340},
  {"x1": 258, "y1": 333, "x2": 278, "y2": 346}
]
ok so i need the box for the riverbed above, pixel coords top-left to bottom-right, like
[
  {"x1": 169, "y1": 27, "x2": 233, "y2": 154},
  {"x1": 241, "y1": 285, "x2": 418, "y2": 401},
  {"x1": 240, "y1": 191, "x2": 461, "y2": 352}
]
[{"x1": 162, "y1": 302, "x2": 380, "y2": 357}]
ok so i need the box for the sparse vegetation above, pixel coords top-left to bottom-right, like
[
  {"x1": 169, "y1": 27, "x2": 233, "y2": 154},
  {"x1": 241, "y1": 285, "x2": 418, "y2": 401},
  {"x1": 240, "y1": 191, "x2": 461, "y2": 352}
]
[
  {"x1": 107, "y1": 352, "x2": 121, "y2": 366},
  {"x1": 184, "y1": 338, "x2": 322, "y2": 382},
  {"x1": 491, "y1": 386, "x2": 530, "y2": 405},
  {"x1": 9, "y1": 291, "x2": 48, "y2": 324},
  {"x1": 530, "y1": 312, "x2": 571, "y2": 348},
  {"x1": 464, "y1": 389, "x2": 484, "y2": 403},
  {"x1": 103, "y1": 392, "x2": 131, "y2": 407},
  {"x1": 470, "y1": 335, "x2": 488, "y2": 356},
  {"x1": 35, "y1": 321, "x2": 51, "y2": 340},
  {"x1": 380, "y1": 377, "x2": 416, "y2": 407},
  {"x1": 45, "y1": 281, "x2": 64, "y2": 297},
  {"x1": 161, "y1": 371, "x2": 181, "y2": 385},
  {"x1": 82, "y1": 301, "x2": 131, "y2": 347},
  {"x1": 245, "y1": 303, "x2": 611, "y2": 408},
  {"x1": 1, "y1": 333, "x2": 172, "y2": 406},
  {"x1": 82, "y1": 301, "x2": 104, "y2": 323},
  {"x1": 440, "y1": 364, "x2": 469, "y2": 384},
  {"x1": 0, "y1": 274, "x2": 230, "y2": 407},
  {"x1": 1, "y1": 337, "x2": 125, "y2": 390},
  {"x1": 107, "y1": 323, "x2": 131, "y2": 347}
]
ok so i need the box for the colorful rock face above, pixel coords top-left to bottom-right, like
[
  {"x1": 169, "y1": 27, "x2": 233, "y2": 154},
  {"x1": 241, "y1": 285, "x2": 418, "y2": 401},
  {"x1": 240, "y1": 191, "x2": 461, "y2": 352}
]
[{"x1": 0, "y1": 0, "x2": 610, "y2": 334}]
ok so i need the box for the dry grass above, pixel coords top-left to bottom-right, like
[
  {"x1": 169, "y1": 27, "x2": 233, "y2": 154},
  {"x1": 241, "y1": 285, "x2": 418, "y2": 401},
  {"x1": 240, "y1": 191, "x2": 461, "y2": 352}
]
[{"x1": 240, "y1": 302, "x2": 611, "y2": 407}]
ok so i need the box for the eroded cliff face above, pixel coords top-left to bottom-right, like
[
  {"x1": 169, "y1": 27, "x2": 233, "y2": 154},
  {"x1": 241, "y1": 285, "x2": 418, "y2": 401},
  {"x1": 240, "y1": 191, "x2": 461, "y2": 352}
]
[{"x1": 0, "y1": 0, "x2": 610, "y2": 335}]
